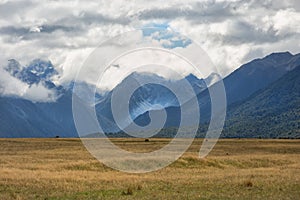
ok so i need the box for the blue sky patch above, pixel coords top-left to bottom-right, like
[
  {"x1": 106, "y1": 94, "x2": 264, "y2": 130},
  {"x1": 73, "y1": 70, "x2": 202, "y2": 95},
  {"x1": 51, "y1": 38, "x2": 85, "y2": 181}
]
[{"x1": 142, "y1": 23, "x2": 191, "y2": 49}]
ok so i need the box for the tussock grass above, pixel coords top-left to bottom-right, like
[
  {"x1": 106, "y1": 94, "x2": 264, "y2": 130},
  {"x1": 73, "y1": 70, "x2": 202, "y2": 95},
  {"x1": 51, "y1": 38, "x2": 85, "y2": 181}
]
[{"x1": 0, "y1": 138, "x2": 300, "y2": 199}]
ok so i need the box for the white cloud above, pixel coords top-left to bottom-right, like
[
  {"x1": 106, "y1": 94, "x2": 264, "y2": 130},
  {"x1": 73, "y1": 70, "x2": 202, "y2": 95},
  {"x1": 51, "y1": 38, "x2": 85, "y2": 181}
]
[
  {"x1": 0, "y1": 68, "x2": 27, "y2": 96},
  {"x1": 0, "y1": 0, "x2": 299, "y2": 97},
  {"x1": 0, "y1": 67, "x2": 57, "y2": 102},
  {"x1": 23, "y1": 83, "x2": 57, "y2": 102},
  {"x1": 272, "y1": 9, "x2": 300, "y2": 35}
]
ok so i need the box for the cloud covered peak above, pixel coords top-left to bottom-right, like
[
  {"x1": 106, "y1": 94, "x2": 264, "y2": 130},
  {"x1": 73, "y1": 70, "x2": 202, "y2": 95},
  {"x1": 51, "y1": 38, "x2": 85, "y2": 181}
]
[
  {"x1": 5, "y1": 59, "x2": 58, "y2": 86},
  {"x1": 0, "y1": 59, "x2": 60, "y2": 102}
]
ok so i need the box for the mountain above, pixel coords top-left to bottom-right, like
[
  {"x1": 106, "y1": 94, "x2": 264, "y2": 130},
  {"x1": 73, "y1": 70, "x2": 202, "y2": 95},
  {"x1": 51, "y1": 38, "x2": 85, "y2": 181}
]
[
  {"x1": 95, "y1": 72, "x2": 207, "y2": 133},
  {"x1": 223, "y1": 52, "x2": 300, "y2": 105},
  {"x1": 156, "y1": 52, "x2": 300, "y2": 127},
  {"x1": 223, "y1": 65, "x2": 300, "y2": 138},
  {"x1": 0, "y1": 92, "x2": 76, "y2": 137},
  {"x1": 0, "y1": 61, "x2": 208, "y2": 137},
  {"x1": 5, "y1": 59, "x2": 59, "y2": 89},
  {"x1": 0, "y1": 52, "x2": 299, "y2": 138},
  {"x1": 131, "y1": 52, "x2": 300, "y2": 137},
  {"x1": 0, "y1": 80, "x2": 105, "y2": 137},
  {"x1": 0, "y1": 59, "x2": 86, "y2": 137}
]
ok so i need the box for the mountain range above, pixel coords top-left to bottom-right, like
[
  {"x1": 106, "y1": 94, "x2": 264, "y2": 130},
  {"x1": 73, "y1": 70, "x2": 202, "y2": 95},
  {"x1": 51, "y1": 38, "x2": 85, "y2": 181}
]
[
  {"x1": 0, "y1": 52, "x2": 299, "y2": 138},
  {"x1": 224, "y1": 65, "x2": 300, "y2": 138}
]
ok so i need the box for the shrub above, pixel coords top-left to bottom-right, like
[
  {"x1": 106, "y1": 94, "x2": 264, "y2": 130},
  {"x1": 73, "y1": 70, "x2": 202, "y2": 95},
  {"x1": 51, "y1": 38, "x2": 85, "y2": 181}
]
[
  {"x1": 122, "y1": 187, "x2": 133, "y2": 195},
  {"x1": 244, "y1": 180, "x2": 253, "y2": 187}
]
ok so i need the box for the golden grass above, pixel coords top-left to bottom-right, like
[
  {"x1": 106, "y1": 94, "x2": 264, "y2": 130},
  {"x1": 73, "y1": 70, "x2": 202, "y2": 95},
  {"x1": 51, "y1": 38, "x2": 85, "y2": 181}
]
[{"x1": 0, "y1": 138, "x2": 300, "y2": 199}]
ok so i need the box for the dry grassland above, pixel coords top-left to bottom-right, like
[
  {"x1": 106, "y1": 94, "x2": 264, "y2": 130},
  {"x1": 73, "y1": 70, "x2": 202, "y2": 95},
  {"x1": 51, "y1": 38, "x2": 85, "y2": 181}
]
[{"x1": 0, "y1": 138, "x2": 300, "y2": 199}]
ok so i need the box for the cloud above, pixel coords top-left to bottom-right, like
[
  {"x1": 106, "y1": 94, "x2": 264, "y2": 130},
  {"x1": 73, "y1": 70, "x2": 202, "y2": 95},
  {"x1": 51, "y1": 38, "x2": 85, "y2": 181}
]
[
  {"x1": 0, "y1": 26, "x2": 29, "y2": 36},
  {"x1": 22, "y1": 83, "x2": 57, "y2": 102},
  {"x1": 0, "y1": 1, "x2": 36, "y2": 19},
  {"x1": 0, "y1": 67, "x2": 57, "y2": 102},
  {"x1": 57, "y1": 12, "x2": 131, "y2": 26},
  {"x1": 0, "y1": 0, "x2": 299, "y2": 98},
  {"x1": 138, "y1": 1, "x2": 234, "y2": 23}
]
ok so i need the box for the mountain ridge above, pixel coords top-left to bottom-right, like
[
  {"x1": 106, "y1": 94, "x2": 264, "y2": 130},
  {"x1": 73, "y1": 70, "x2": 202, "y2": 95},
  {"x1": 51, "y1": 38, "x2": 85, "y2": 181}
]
[
  {"x1": 0, "y1": 51, "x2": 299, "y2": 137},
  {"x1": 223, "y1": 65, "x2": 300, "y2": 138}
]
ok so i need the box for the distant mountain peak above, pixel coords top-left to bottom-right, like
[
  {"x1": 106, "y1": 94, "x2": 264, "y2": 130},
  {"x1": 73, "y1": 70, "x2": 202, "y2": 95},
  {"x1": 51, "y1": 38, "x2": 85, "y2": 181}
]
[
  {"x1": 26, "y1": 59, "x2": 55, "y2": 78},
  {"x1": 4, "y1": 59, "x2": 58, "y2": 87},
  {"x1": 185, "y1": 73, "x2": 200, "y2": 82},
  {"x1": 263, "y1": 51, "x2": 294, "y2": 65},
  {"x1": 267, "y1": 51, "x2": 293, "y2": 57}
]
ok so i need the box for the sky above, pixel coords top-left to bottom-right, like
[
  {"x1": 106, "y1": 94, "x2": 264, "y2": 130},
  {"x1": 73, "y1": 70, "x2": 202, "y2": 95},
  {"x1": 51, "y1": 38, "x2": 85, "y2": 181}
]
[{"x1": 0, "y1": 0, "x2": 300, "y2": 101}]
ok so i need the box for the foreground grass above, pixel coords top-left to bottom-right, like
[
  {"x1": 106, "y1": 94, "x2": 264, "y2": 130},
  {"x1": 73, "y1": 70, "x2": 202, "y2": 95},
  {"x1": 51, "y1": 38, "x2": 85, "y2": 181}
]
[{"x1": 0, "y1": 138, "x2": 299, "y2": 199}]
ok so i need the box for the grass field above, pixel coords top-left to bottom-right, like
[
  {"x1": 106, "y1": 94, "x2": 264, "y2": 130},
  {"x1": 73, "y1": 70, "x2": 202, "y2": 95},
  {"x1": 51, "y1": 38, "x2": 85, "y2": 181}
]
[{"x1": 0, "y1": 138, "x2": 300, "y2": 200}]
